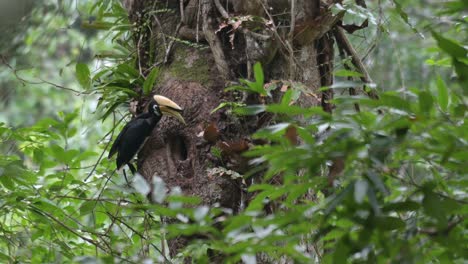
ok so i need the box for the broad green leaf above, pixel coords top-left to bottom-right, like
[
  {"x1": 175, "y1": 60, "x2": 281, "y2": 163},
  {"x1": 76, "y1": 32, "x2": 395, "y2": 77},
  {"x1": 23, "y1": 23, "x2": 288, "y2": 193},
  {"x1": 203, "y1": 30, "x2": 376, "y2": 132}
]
[
  {"x1": 266, "y1": 104, "x2": 311, "y2": 115},
  {"x1": 0, "y1": 174, "x2": 15, "y2": 190},
  {"x1": 380, "y1": 93, "x2": 412, "y2": 112},
  {"x1": 431, "y1": 31, "x2": 467, "y2": 59},
  {"x1": 367, "y1": 171, "x2": 389, "y2": 196},
  {"x1": 375, "y1": 216, "x2": 406, "y2": 230},
  {"x1": 436, "y1": 76, "x2": 449, "y2": 111},
  {"x1": 325, "y1": 183, "x2": 353, "y2": 216},
  {"x1": 453, "y1": 58, "x2": 468, "y2": 83},
  {"x1": 234, "y1": 105, "x2": 266, "y2": 115},
  {"x1": 333, "y1": 69, "x2": 363, "y2": 77},
  {"x1": 367, "y1": 187, "x2": 381, "y2": 215},
  {"x1": 423, "y1": 191, "x2": 446, "y2": 226},
  {"x1": 253, "y1": 62, "x2": 264, "y2": 93},
  {"x1": 418, "y1": 91, "x2": 434, "y2": 115},
  {"x1": 254, "y1": 123, "x2": 290, "y2": 138},
  {"x1": 116, "y1": 63, "x2": 140, "y2": 78},
  {"x1": 211, "y1": 101, "x2": 246, "y2": 114},
  {"x1": 75, "y1": 63, "x2": 91, "y2": 89},
  {"x1": 326, "y1": 81, "x2": 367, "y2": 89},
  {"x1": 382, "y1": 201, "x2": 420, "y2": 212},
  {"x1": 332, "y1": 239, "x2": 350, "y2": 264},
  {"x1": 79, "y1": 201, "x2": 96, "y2": 216},
  {"x1": 392, "y1": 0, "x2": 421, "y2": 34},
  {"x1": 143, "y1": 67, "x2": 160, "y2": 95}
]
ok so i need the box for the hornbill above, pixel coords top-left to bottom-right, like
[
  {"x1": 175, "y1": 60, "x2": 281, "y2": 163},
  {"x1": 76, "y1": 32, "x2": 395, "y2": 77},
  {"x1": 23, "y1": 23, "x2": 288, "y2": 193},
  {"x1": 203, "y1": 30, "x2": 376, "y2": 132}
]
[{"x1": 108, "y1": 95, "x2": 185, "y2": 176}]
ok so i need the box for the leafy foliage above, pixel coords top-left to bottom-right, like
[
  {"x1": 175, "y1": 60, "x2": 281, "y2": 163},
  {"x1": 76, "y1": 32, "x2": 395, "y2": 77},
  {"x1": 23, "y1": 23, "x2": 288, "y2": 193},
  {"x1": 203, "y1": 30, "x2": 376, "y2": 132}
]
[{"x1": 0, "y1": 0, "x2": 466, "y2": 263}]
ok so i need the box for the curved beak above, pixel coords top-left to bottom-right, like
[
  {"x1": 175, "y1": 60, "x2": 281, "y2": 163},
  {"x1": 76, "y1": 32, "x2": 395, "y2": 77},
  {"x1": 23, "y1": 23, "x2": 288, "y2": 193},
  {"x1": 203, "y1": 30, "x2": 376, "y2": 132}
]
[{"x1": 153, "y1": 95, "x2": 186, "y2": 124}]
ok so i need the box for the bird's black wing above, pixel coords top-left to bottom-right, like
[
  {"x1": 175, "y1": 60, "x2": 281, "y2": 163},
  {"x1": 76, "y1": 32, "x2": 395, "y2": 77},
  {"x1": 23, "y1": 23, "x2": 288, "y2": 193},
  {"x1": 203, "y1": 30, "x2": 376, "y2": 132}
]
[
  {"x1": 115, "y1": 118, "x2": 154, "y2": 170},
  {"x1": 108, "y1": 121, "x2": 131, "y2": 159}
]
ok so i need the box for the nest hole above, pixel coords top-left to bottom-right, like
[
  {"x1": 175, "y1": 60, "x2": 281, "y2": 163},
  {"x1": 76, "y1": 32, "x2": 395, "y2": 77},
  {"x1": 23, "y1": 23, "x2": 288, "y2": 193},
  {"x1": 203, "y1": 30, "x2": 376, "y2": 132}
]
[{"x1": 169, "y1": 135, "x2": 188, "y2": 161}]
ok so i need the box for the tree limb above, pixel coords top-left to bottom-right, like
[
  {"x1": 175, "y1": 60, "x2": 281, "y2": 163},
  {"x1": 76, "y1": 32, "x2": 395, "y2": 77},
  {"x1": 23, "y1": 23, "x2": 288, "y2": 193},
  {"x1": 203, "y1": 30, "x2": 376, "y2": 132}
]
[
  {"x1": 334, "y1": 26, "x2": 379, "y2": 99},
  {"x1": 202, "y1": 0, "x2": 231, "y2": 80}
]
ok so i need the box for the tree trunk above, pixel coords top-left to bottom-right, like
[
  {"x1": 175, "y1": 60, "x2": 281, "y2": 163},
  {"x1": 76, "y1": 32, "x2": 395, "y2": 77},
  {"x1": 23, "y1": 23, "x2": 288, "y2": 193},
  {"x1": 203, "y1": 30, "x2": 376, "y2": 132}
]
[{"x1": 123, "y1": 0, "x2": 340, "y2": 259}]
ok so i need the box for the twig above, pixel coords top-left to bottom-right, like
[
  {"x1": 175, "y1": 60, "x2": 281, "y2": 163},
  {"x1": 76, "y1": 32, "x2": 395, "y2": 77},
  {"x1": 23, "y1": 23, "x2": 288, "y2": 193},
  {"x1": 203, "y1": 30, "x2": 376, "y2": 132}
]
[
  {"x1": 1, "y1": 55, "x2": 85, "y2": 95},
  {"x1": 163, "y1": 22, "x2": 183, "y2": 64},
  {"x1": 336, "y1": 38, "x2": 361, "y2": 112},
  {"x1": 213, "y1": 0, "x2": 229, "y2": 18},
  {"x1": 29, "y1": 205, "x2": 108, "y2": 252},
  {"x1": 196, "y1": 0, "x2": 201, "y2": 42},
  {"x1": 83, "y1": 112, "x2": 128, "y2": 182},
  {"x1": 334, "y1": 27, "x2": 379, "y2": 99},
  {"x1": 179, "y1": 0, "x2": 185, "y2": 23},
  {"x1": 214, "y1": 0, "x2": 270, "y2": 41},
  {"x1": 418, "y1": 217, "x2": 464, "y2": 236},
  {"x1": 289, "y1": 0, "x2": 296, "y2": 79},
  {"x1": 106, "y1": 212, "x2": 173, "y2": 264}
]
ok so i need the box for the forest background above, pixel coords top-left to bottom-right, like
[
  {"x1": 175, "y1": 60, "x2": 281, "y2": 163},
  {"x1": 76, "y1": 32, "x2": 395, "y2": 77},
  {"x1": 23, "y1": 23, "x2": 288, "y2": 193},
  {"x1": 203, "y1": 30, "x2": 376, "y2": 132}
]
[{"x1": 0, "y1": 0, "x2": 466, "y2": 263}]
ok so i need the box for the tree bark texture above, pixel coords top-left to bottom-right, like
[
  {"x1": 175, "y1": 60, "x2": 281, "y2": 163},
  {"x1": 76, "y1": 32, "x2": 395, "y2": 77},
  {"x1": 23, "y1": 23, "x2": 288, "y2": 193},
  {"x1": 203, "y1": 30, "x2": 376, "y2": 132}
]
[{"x1": 122, "y1": 0, "x2": 341, "y2": 259}]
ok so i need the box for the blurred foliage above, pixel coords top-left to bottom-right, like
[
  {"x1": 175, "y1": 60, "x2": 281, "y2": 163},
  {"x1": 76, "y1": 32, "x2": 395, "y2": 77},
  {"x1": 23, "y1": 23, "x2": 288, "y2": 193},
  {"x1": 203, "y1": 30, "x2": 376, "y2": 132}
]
[{"x1": 0, "y1": 0, "x2": 466, "y2": 263}]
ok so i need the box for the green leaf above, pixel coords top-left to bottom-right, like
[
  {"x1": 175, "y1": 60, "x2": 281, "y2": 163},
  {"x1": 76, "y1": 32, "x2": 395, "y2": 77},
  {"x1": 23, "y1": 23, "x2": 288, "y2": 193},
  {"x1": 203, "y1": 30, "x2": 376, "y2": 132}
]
[
  {"x1": 332, "y1": 239, "x2": 350, "y2": 264},
  {"x1": 367, "y1": 171, "x2": 389, "y2": 196},
  {"x1": 325, "y1": 183, "x2": 353, "y2": 216},
  {"x1": 380, "y1": 93, "x2": 412, "y2": 112},
  {"x1": 116, "y1": 63, "x2": 140, "y2": 78},
  {"x1": 382, "y1": 201, "x2": 420, "y2": 212},
  {"x1": 210, "y1": 102, "x2": 246, "y2": 114},
  {"x1": 418, "y1": 91, "x2": 434, "y2": 115},
  {"x1": 333, "y1": 69, "x2": 363, "y2": 77},
  {"x1": 431, "y1": 31, "x2": 467, "y2": 59},
  {"x1": 367, "y1": 187, "x2": 381, "y2": 215},
  {"x1": 392, "y1": 0, "x2": 420, "y2": 34},
  {"x1": 375, "y1": 216, "x2": 406, "y2": 230},
  {"x1": 423, "y1": 191, "x2": 446, "y2": 226},
  {"x1": 234, "y1": 105, "x2": 266, "y2": 115},
  {"x1": 79, "y1": 201, "x2": 96, "y2": 216},
  {"x1": 253, "y1": 62, "x2": 264, "y2": 92},
  {"x1": 436, "y1": 76, "x2": 449, "y2": 111},
  {"x1": 143, "y1": 67, "x2": 160, "y2": 95},
  {"x1": 0, "y1": 174, "x2": 15, "y2": 190},
  {"x1": 75, "y1": 63, "x2": 91, "y2": 89},
  {"x1": 453, "y1": 58, "x2": 468, "y2": 83}
]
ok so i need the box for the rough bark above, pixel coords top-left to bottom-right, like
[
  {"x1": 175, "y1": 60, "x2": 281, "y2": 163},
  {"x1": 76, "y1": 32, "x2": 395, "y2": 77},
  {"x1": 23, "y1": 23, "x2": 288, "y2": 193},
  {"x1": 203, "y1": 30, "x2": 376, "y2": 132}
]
[{"x1": 123, "y1": 0, "x2": 340, "y2": 260}]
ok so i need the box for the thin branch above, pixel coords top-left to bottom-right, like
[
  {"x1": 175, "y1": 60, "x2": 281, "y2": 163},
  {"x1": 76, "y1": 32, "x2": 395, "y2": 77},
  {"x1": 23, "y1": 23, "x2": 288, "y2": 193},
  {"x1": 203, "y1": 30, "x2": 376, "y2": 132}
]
[
  {"x1": 334, "y1": 27, "x2": 379, "y2": 99},
  {"x1": 213, "y1": 0, "x2": 229, "y2": 19},
  {"x1": 418, "y1": 217, "x2": 464, "y2": 236},
  {"x1": 163, "y1": 22, "x2": 183, "y2": 64},
  {"x1": 179, "y1": 0, "x2": 185, "y2": 23},
  {"x1": 1, "y1": 55, "x2": 85, "y2": 95},
  {"x1": 29, "y1": 205, "x2": 108, "y2": 252},
  {"x1": 214, "y1": 0, "x2": 270, "y2": 41},
  {"x1": 106, "y1": 212, "x2": 173, "y2": 264},
  {"x1": 288, "y1": 0, "x2": 296, "y2": 79}
]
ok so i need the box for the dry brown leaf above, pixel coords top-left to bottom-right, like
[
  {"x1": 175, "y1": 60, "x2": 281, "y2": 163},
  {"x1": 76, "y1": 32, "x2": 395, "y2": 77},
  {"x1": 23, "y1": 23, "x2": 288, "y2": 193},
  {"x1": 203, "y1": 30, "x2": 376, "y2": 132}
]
[
  {"x1": 285, "y1": 126, "x2": 298, "y2": 145},
  {"x1": 203, "y1": 122, "x2": 220, "y2": 143}
]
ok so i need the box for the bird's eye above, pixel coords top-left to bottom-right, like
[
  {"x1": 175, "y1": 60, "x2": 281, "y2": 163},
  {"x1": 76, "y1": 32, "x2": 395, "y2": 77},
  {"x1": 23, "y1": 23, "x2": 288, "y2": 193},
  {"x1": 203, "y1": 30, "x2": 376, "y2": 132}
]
[{"x1": 152, "y1": 104, "x2": 160, "y2": 114}]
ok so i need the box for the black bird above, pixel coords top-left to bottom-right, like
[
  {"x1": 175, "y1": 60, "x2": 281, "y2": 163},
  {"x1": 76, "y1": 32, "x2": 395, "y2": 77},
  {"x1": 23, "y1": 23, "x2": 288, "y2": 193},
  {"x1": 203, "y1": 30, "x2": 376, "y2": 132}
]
[{"x1": 108, "y1": 95, "x2": 185, "y2": 175}]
